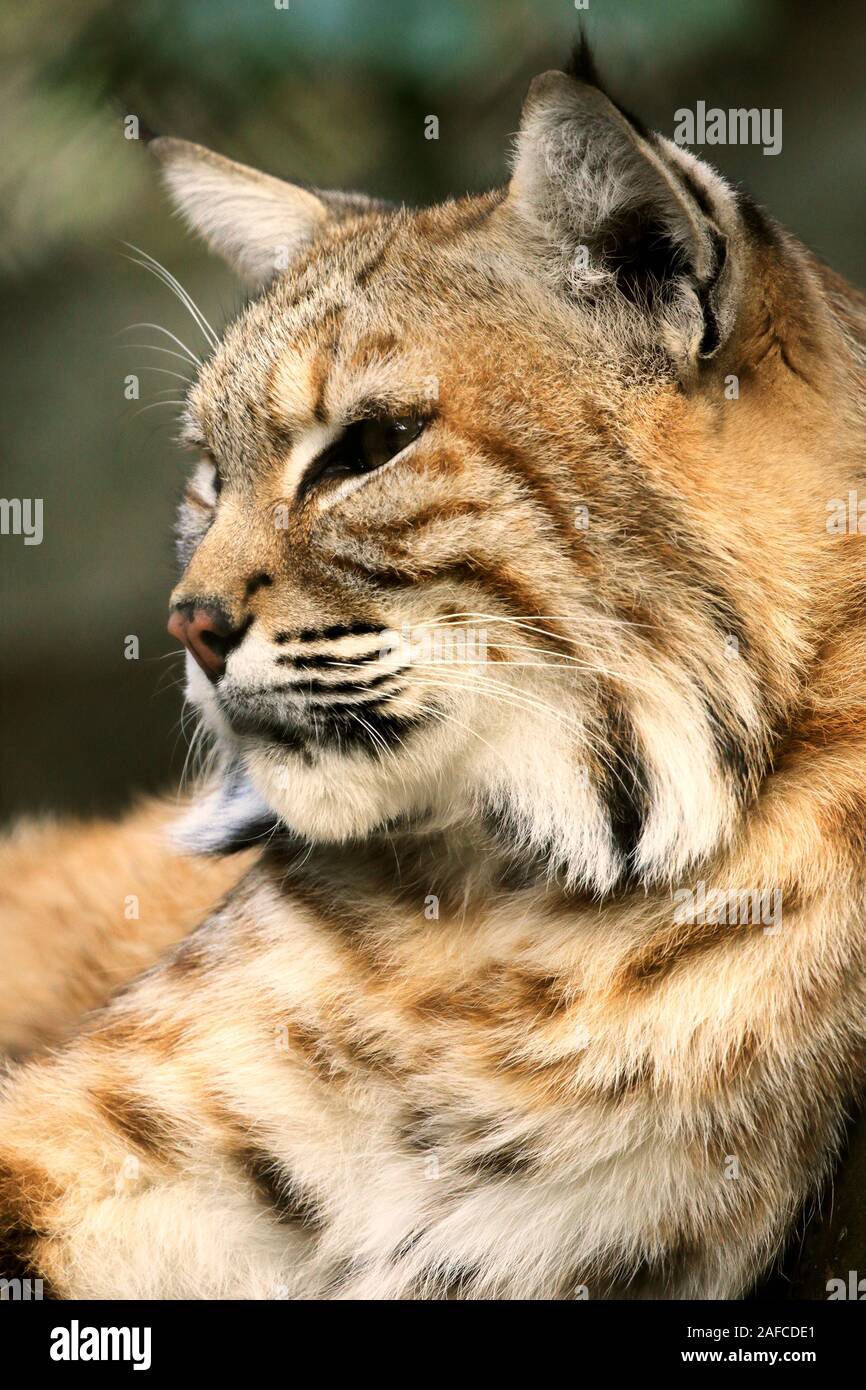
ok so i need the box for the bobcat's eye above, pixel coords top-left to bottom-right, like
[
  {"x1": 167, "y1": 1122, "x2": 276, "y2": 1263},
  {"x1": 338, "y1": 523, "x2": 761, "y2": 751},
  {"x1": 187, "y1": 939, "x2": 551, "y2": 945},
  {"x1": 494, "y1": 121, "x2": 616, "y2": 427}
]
[{"x1": 299, "y1": 415, "x2": 427, "y2": 501}]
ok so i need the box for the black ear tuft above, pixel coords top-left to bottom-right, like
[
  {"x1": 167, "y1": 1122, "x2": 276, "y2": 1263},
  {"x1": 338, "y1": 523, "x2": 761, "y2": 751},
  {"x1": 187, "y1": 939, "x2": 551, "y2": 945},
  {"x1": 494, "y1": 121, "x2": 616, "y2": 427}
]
[
  {"x1": 564, "y1": 30, "x2": 603, "y2": 89},
  {"x1": 563, "y1": 31, "x2": 653, "y2": 143}
]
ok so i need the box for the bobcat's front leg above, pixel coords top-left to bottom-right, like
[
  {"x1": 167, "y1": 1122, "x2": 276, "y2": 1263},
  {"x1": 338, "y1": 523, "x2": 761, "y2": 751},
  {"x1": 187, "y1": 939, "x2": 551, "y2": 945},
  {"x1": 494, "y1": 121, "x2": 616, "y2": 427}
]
[
  {"x1": 0, "y1": 798, "x2": 253, "y2": 1054},
  {"x1": 0, "y1": 867, "x2": 321, "y2": 1299}
]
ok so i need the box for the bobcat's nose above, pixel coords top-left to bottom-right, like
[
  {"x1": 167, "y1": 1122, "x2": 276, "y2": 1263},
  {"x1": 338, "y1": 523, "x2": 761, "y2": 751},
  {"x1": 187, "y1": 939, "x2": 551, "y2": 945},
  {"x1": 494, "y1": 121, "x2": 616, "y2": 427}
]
[{"x1": 168, "y1": 602, "x2": 244, "y2": 682}]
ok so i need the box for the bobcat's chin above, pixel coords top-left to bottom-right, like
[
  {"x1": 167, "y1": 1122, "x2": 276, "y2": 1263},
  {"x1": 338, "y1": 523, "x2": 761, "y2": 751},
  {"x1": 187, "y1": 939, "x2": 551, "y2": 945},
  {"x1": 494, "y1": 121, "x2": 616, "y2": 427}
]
[
  {"x1": 184, "y1": 647, "x2": 498, "y2": 846},
  {"x1": 242, "y1": 717, "x2": 485, "y2": 844}
]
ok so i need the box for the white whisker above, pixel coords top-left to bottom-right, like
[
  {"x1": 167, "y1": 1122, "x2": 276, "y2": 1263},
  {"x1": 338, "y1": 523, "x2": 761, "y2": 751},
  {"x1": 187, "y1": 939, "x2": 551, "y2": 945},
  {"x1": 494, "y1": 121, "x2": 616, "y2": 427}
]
[
  {"x1": 122, "y1": 243, "x2": 220, "y2": 351},
  {"x1": 117, "y1": 341, "x2": 202, "y2": 371},
  {"x1": 418, "y1": 610, "x2": 650, "y2": 633},
  {"x1": 129, "y1": 400, "x2": 188, "y2": 419},
  {"x1": 122, "y1": 323, "x2": 203, "y2": 367},
  {"x1": 136, "y1": 366, "x2": 195, "y2": 385}
]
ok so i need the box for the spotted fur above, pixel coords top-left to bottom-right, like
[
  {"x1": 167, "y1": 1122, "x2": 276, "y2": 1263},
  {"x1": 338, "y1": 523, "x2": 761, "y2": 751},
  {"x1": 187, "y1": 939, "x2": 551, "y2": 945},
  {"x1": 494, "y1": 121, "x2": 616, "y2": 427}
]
[{"x1": 1, "y1": 50, "x2": 865, "y2": 1299}]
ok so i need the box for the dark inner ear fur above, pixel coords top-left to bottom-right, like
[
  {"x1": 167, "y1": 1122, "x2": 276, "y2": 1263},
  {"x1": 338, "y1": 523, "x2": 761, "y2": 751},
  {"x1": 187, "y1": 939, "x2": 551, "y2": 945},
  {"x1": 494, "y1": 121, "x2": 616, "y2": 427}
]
[
  {"x1": 544, "y1": 35, "x2": 739, "y2": 364},
  {"x1": 598, "y1": 208, "x2": 688, "y2": 308},
  {"x1": 695, "y1": 229, "x2": 728, "y2": 358},
  {"x1": 564, "y1": 33, "x2": 653, "y2": 145}
]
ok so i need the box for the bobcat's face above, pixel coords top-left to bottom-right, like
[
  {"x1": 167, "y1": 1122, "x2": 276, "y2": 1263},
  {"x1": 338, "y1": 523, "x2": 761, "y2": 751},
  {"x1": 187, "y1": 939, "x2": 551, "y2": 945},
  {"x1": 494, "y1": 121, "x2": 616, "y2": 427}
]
[
  {"x1": 174, "y1": 208, "x2": 632, "y2": 867},
  {"x1": 161, "y1": 67, "x2": 828, "y2": 892}
]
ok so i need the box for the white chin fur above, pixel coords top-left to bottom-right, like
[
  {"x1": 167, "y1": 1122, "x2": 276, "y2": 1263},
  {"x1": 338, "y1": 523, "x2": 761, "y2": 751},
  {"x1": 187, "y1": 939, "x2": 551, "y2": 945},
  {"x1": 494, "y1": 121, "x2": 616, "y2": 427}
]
[
  {"x1": 181, "y1": 654, "x2": 484, "y2": 845},
  {"x1": 184, "y1": 657, "x2": 232, "y2": 738},
  {"x1": 179, "y1": 655, "x2": 732, "y2": 889},
  {"x1": 242, "y1": 721, "x2": 478, "y2": 843}
]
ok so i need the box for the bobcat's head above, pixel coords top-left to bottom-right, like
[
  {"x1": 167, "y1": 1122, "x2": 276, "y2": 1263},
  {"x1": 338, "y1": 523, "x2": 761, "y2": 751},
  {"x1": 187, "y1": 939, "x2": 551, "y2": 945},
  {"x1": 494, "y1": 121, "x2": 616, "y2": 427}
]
[{"x1": 158, "y1": 50, "x2": 850, "y2": 894}]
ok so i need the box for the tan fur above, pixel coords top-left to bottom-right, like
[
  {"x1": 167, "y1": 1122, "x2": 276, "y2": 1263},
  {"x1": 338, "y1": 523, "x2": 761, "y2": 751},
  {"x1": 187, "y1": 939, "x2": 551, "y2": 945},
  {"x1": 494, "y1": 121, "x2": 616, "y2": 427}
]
[
  {"x1": 0, "y1": 801, "x2": 253, "y2": 1054},
  {"x1": 1, "y1": 59, "x2": 865, "y2": 1299}
]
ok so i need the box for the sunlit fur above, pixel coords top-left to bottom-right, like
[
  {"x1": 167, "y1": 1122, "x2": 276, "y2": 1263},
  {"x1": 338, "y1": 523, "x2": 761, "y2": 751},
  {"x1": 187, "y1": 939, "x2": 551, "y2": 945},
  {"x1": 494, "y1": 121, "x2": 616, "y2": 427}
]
[{"x1": 1, "y1": 55, "x2": 865, "y2": 1299}]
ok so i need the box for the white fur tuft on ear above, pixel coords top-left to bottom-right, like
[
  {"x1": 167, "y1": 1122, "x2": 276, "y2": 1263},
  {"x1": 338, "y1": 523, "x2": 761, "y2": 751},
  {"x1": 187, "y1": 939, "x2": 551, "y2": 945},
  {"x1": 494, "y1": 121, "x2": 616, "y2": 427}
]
[{"x1": 150, "y1": 137, "x2": 330, "y2": 287}]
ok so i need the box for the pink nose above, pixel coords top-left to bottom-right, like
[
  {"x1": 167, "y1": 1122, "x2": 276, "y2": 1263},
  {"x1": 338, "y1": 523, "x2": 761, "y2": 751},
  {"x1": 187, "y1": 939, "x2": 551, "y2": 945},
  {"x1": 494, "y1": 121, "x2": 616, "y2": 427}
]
[{"x1": 167, "y1": 603, "x2": 238, "y2": 682}]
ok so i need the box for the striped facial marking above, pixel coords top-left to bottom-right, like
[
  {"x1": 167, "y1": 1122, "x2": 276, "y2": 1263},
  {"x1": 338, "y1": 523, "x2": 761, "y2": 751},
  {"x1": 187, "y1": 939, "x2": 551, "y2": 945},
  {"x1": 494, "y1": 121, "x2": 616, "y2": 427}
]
[{"x1": 168, "y1": 206, "x2": 772, "y2": 885}]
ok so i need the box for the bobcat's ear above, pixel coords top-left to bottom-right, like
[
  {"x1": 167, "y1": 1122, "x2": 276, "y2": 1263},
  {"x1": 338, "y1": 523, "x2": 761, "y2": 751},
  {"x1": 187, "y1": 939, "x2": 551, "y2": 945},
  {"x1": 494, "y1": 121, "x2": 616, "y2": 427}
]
[
  {"x1": 150, "y1": 138, "x2": 385, "y2": 288},
  {"x1": 508, "y1": 62, "x2": 742, "y2": 365}
]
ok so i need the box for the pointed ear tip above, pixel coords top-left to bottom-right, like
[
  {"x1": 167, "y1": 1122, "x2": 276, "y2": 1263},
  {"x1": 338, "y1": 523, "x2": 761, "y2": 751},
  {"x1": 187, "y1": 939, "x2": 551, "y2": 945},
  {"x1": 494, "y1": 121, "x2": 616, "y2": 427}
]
[
  {"x1": 522, "y1": 67, "x2": 607, "y2": 119},
  {"x1": 147, "y1": 135, "x2": 180, "y2": 163},
  {"x1": 524, "y1": 69, "x2": 575, "y2": 105},
  {"x1": 148, "y1": 136, "x2": 206, "y2": 166}
]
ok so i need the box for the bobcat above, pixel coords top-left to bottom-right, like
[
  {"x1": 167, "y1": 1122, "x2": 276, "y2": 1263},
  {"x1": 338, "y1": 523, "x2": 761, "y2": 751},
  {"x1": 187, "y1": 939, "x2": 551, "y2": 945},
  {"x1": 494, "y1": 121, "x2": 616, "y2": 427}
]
[{"x1": 1, "y1": 45, "x2": 865, "y2": 1299}]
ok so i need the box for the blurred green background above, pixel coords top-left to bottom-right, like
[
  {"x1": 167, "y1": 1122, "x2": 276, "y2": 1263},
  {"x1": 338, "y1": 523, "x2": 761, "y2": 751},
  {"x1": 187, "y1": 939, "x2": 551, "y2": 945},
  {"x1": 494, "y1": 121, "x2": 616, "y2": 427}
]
[{"x1": 1, "y1": 0, "x2": 864, "y2": 823}]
